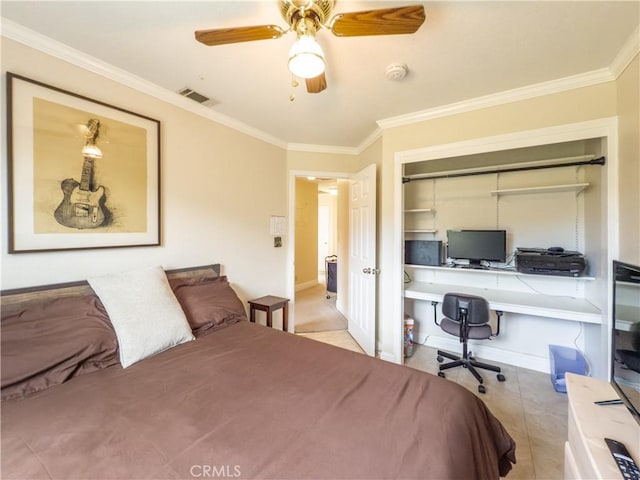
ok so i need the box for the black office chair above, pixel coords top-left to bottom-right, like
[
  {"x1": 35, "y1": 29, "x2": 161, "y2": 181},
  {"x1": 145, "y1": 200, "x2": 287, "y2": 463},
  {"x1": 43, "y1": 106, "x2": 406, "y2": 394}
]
[{"x1": 436, "y1": 293, "x2": 506, "y2": 394}]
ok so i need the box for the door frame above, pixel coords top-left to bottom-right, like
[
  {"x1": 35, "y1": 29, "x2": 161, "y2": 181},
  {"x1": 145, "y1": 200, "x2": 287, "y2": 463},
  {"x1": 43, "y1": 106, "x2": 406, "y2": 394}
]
[
  {"x1": 392, "y1": 117, "x2": 619, "y2": 374},
  {"x1": 287, "y1": 169, "x2": 353, "y2": 333}
]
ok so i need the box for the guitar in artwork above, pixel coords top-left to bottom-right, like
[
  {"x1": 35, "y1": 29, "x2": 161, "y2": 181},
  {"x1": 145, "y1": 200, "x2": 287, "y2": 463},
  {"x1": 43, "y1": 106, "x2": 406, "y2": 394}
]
[{"x1": 54, "y1": 118, "x2": 110, "y2": 229}]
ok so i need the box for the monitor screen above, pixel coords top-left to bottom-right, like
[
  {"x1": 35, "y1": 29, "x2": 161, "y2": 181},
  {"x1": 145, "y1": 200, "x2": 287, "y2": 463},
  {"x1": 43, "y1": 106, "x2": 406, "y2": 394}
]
[
  {"x1": 611, "y1": 260, "x2": 640, "y2": 425},
  {"x1": 446, "y1": 229, "x2": 506, "y2": 266}
]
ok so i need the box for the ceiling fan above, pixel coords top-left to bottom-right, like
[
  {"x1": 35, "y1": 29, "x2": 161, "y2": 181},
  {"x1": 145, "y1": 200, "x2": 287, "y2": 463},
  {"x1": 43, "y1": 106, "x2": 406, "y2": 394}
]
[{"x1": 195, "y1": 1, "x2": 426, "y2": 94}]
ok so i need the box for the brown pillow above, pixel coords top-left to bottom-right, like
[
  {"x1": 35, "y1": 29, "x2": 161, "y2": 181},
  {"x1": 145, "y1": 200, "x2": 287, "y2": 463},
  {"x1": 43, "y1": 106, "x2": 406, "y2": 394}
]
[
  {"x1": 172, "y1": 279, "x2": 246, "y2": 337},
  {"x1": 1, "y1": 295, "x2": 119, "y2": 400}
]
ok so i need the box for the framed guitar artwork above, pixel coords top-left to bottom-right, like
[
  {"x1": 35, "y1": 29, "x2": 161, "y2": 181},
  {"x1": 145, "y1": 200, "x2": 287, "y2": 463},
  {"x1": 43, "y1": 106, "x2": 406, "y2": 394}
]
[{"x1": 6, "y1": 73, "x2": 161, "y2": 253}]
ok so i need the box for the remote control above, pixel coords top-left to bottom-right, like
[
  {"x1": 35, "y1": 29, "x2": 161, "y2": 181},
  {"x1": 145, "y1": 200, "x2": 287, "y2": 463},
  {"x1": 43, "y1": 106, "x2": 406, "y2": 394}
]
[
  {"x1": 595, "y1": 399, "x2": 624, "y2": 406},
  {"x1": 605, "y1": 438, "x2": 640, "y2": 480}
]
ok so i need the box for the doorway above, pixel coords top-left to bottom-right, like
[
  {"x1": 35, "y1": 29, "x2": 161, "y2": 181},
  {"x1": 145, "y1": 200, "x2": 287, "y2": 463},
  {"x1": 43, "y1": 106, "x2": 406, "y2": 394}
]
[
  {"x1": 293, "y1": 176, "x2": 348, "y2": 333},
  {"x1": 287, "y1": 166, "x2": 378, "y2": 357}
]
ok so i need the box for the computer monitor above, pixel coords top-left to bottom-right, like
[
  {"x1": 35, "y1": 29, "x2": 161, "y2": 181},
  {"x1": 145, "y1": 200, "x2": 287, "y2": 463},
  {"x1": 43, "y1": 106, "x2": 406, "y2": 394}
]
[
  {"x1": 446, "y1": 229, "x2": 506, "y2": 268},
  {"x1": 611, "y1": 260, "x2": 640, "y2": 425}
]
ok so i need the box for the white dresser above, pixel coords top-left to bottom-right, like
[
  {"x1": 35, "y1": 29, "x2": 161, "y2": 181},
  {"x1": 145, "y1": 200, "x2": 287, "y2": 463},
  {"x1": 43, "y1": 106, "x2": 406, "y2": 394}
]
[{"x1": 565, "y1": 373, "x2": 640, "y2": 479}]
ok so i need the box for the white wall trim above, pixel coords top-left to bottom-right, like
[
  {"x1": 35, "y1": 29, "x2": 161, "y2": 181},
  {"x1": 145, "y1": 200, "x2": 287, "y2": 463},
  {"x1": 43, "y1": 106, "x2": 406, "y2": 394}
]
[
  {"x1": 287, "y1": 127, "x2": 382, "y2": 155},
  {"x1": 377, "y1": 69, "x2": 614, "y2": 131},
  {"x1": 4, "y1": 17, "x2": 632, "y2": 157},
  {"x1": 393, "y1": 117, "x2": 619, "y2": 372},
  {"x1": 425, "y1": 336, "x2": 550, "y2": 373},
  {"x1": 1, "y1": 18, "x2": 366, "y2": 155},
  {"x1": 356, "y1": 127, "x2": 383, "y2": 154},
  {"x1": 286, "y1": 143, "x2": 359, "y2": 155},
  {"x1": 377, "y1": 350, "x2": 396, "y2": 363},
  {"x1": 609, "y1": 25, "x2": 640, "y2": 79},
  {"x1": 1, "y1": 18, "x2": 289, "y2": 149},
  {"x1": 397, "y1": 117, "x2": 620, "y2": 165},
  {"x1": 391, "y1": 154, "x2": 405, "y2": 365}
]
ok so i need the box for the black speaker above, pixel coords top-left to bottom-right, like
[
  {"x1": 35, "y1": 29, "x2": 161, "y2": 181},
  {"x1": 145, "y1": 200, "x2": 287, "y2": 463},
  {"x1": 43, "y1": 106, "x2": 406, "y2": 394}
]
[{"x1": 405, "y1": 240, "x2": 443, "y2": 266}]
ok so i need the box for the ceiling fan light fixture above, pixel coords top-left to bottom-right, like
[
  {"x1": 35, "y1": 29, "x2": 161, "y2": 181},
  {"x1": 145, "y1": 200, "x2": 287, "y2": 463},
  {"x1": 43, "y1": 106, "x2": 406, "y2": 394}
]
[{"x1": 288, "y1": 34, "x2": 325, "y2": 79}]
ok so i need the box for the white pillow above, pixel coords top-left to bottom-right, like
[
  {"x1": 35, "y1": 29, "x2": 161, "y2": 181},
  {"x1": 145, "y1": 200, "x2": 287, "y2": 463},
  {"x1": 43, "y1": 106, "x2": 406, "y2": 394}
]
[{"x1": 88, "y1": 265, "x2": 194, "y2": 368}]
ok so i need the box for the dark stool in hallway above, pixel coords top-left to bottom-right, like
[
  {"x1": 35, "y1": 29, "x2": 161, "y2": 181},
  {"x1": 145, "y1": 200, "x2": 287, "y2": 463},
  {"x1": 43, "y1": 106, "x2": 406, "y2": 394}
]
[{"x1": 248, "y1": 295, "x2": 289, "y2": 331}]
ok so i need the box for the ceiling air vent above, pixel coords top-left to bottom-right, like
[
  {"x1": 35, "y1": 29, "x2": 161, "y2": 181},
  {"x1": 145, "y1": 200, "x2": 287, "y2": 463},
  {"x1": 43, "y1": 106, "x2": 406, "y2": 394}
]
[{"x1": 178, "y1": 87, "x2": 218, "y2": 107}]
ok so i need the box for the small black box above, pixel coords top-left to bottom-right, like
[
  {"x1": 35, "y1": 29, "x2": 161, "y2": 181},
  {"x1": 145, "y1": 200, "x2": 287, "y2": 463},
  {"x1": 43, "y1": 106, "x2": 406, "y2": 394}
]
[{"x1": 405, "y1": 240, "x2": 443, "y2": 266}]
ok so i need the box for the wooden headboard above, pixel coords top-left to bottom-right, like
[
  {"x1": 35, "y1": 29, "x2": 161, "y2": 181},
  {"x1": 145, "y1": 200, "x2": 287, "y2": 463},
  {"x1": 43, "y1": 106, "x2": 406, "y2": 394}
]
[{"x1": 1, "y1": 264, "x2": 221, "y2": 311}]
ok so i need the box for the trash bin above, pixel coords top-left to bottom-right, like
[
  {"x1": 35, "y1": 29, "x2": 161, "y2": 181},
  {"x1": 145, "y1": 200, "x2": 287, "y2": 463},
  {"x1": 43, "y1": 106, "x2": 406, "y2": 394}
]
[
  {"x1": 549, "y1": 344, "x2": 586, "y2": 393},
  {"x1": 325, "y1": 255, "x2": 337, "y2": 299},
  {"x1": 404, "y1": 314, "x2": 415, "y2": 358}
]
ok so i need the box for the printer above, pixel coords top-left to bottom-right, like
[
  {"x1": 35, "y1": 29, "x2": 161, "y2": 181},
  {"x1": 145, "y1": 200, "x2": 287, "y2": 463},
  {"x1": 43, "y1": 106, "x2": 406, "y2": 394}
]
[{"x1": 516, "y1": 248, "x2": 587, "y2": 277}]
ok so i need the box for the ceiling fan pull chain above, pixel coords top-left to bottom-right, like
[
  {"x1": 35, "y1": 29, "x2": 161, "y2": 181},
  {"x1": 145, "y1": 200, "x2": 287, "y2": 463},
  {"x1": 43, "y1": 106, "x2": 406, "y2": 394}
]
[{"x1": 290, "y1": 75, "x2": 300, "y2": 102}]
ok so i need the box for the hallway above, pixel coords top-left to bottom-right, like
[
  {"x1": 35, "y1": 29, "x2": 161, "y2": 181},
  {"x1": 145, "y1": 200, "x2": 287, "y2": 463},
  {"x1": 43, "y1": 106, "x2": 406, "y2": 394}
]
[
  {"x1": 294, "y1": 273, "x2": 364, "y2": 353},
  {"x1": 294, "y1": 280, "x2": 347, "y2": 333}
]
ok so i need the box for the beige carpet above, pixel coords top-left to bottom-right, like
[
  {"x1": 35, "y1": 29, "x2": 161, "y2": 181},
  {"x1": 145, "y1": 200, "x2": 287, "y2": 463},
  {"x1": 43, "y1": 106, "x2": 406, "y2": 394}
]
[{"x1": 294, "y1": 282, "x2": 348, "y2": 333}]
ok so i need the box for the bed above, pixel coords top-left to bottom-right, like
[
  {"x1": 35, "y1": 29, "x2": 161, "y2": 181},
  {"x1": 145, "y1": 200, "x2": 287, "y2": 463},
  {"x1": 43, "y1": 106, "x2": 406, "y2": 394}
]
[{"x1": 1, "y1": 264, "x2": 516, "y2": 479}]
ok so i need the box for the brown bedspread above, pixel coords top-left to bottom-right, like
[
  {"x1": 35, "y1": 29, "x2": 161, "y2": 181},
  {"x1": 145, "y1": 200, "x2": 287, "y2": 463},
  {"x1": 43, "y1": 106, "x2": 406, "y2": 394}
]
[{"x1": 2, "y1": 321, "x2": 515, "y2": 480}]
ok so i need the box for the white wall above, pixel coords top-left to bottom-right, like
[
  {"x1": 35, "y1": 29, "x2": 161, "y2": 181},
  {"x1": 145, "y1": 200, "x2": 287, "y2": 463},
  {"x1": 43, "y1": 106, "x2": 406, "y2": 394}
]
[{"x1": 1, "y1": 39, "x2": 288, "y2": 304}]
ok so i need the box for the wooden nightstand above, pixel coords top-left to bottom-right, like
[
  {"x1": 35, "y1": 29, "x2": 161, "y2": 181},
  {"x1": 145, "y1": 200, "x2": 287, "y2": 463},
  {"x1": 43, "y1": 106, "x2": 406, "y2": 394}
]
[{"x1": 248, "y1": 295, "x2": 289, "y2": 331}]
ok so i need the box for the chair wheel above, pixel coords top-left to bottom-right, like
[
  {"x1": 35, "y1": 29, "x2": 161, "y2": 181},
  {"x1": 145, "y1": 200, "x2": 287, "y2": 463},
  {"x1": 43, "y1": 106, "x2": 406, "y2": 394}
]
[
  {"x1": 478, "y1": 384, "x2": 486, "y2": 394},
  {"x1": 436, "y1": 355, "x2": 443, "y2": 363},
  {"x1": 497, "y1": 374, "x2": 506, "y2": 382},
  {"x1": 438, "y1": 371, "x2": 446, "y2": 378}
]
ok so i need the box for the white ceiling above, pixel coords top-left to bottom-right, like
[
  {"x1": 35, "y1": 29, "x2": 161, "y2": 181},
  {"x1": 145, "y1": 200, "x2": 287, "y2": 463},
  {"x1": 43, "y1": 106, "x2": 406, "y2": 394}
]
[{"x1": 2, "y1": 1, "x2": 639, "y2": 149}]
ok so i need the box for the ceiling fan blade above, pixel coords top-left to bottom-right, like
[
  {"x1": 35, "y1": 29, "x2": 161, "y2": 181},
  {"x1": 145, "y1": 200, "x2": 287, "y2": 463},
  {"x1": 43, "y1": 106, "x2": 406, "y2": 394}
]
[
  {"x1": 306, "y1": 73, "x2": 327, "y2": 94},
  {"x1": 195, "y1": 25, "x2": 285, "y2": 46},
  {"x1": 330, "y1": 5, "x2": 425, "y2": 37}
]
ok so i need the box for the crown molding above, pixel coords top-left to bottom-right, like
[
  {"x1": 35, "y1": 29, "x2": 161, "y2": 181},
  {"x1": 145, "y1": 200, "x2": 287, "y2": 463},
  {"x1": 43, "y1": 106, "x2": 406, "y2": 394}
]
[
  {"x1": 3, "y1": 16, "x2": 636, "y2": 155},
  {"x1": 1, "y1": 18, "x2": 288, "y2": 150},
  {"x1": 377, "y1": 68, "x2": 614, "y2": 131},
  {"x1": 286, "y1": 143, "x2": 359, "y2": 155},
  {"x1": 356, "y1": 127, "x2": 382, "y2": 154},
  {"x1": 288, "y1": 126, "x2": 382, "y2": 155},
  {"x1": 610, "y1": 25, "x2": 640, "y2": 79},
  {"x1": 377, "y1": 28, "x2": 638, "y2": 133}
]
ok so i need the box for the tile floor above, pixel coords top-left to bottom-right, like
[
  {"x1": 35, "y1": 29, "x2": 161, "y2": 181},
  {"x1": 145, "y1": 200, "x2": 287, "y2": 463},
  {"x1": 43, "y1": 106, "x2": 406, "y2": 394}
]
[
  {"x1": 299, "y1": 330, "x2": 568, "y2": 480},
  {"x1": 405, "y1": 343, "x2": 568, "y2": 480},
  {"x1": 297, "y1": 330, "x2": 365, "y2": 354}
]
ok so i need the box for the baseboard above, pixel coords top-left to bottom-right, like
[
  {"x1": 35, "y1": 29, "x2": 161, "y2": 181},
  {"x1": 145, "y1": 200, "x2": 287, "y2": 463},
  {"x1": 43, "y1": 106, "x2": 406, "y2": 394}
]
[
  {"x1": 378, "y1": 350, "x2": 396, "y2": 363},
  {"x1": 295, "y1": 279, "x2": 318, "y2": 292},
  {"x1": 375, "y1": 340, "x2": 396, "y2": 362},
  {"x1": 424, "y1": 336, "x2": 550, "y2": 373}
]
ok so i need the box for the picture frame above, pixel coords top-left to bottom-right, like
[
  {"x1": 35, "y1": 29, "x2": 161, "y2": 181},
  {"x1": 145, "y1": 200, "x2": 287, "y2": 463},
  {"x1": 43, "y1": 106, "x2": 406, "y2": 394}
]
[{"x1": 6, "y1": 72, "x2": 161, "y2": 253}]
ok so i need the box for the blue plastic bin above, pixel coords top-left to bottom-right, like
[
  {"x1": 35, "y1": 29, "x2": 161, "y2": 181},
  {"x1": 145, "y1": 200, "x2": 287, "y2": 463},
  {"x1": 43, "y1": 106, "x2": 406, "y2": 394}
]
[{"x1": 549, "y1": 344, "x2": 586, "y2": 393}]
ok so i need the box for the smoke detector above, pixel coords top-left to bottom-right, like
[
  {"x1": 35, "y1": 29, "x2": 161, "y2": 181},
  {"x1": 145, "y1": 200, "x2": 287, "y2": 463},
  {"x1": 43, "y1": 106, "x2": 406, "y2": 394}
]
[{"x1": 385, "y1": 63, "x2": 408, "y2": 81}]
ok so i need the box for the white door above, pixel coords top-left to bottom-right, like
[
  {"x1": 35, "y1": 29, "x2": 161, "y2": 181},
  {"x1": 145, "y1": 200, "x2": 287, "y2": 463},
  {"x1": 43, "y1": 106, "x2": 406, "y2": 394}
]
[{"x1": 348, "y1": 164, "x2": 377, "y2": 356}]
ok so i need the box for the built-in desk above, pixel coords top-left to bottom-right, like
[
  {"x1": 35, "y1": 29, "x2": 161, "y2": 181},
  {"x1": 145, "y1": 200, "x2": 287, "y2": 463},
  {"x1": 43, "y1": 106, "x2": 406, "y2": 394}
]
[{"x1": 405, "y1": 281, "x2": 602, "y2": 324}]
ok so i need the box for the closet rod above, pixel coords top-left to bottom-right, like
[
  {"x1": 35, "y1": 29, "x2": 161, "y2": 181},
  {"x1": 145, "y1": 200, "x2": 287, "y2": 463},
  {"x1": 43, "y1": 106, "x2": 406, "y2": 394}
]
[{"x1": 402, "y1": 156, "x2": 605, "y2": 184}]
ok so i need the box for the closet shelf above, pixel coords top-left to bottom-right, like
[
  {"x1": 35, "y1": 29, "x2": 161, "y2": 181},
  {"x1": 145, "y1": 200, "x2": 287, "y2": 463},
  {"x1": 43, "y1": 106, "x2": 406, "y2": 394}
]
[
  {"x1": 490, "y1": 183, "x2": 589, "y2": 196},
  {"x1": 405, "y1": 229, "x2": 437, "y2": 233},
  {"x1": 404, "y1": 208, "x2": 433, "y2": 213}
]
